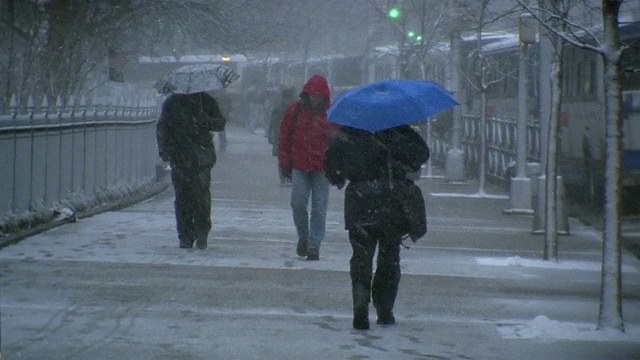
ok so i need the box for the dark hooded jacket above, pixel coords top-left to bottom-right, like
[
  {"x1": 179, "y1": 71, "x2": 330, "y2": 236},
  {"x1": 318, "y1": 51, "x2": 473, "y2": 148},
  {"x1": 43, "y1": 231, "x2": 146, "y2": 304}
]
[
  {"x1": 277, "y1": 74, "x2": 339, "y2": 171},
  {"x1": 156, "y1": 92, "x2": 226, "y2": 169},
  {"x1": 324, "y1": 125, "x2": 429, "y2": 236}
]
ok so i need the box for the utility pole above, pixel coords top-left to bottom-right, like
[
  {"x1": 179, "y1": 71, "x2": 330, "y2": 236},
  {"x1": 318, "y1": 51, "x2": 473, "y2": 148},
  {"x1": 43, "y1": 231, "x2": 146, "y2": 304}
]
[
  {"x1": 506, "y1": 12, "x2": 536, "y2": 214},
  {"x1": 445, "y1": 29, "x2": 465, "y2": 182}
]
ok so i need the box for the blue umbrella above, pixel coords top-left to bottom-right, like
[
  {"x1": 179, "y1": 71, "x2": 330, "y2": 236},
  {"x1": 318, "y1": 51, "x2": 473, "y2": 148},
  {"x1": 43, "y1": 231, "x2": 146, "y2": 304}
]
[{"x1": 327, "y1": 79, "x2": 458, "y2": 132}]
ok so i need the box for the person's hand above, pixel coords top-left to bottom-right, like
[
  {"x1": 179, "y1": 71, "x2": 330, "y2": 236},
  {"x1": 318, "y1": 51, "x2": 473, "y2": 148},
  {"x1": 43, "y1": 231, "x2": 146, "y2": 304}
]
[
  {"x1": 195, "y1": 111, "x2": 214, "y2": 129},
  {"x1": 159, "y1": 151, "x2": 171, "y2": 162},
  {"x1": 195, "y1": 110, "x2": 210, "y2": 124},
  {"x1": 196, "y1": 110, "x2": 225, "y2": 131},
  {"x1": 325, "y1": 170, "x2": 346, "y2": 189},
  {"x1": 281, "y1": 167, "x2": 292, "y2": 178}
]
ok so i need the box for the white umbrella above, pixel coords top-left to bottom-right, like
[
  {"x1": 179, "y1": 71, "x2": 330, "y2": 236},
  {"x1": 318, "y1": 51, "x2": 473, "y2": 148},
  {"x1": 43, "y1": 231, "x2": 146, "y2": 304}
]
[{"x1": 154, "y1": 64, "x2": 240, "y2": 95}]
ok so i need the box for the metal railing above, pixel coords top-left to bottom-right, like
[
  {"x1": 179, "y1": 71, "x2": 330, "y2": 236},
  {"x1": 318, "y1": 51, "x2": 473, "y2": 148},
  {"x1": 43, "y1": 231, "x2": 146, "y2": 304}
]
[
  {"x1": 430, "y1": 114, "x2": 541, "y2": 184},
  {"x1": 0, "y1": 94, "x2": 160, "y2": 230}
]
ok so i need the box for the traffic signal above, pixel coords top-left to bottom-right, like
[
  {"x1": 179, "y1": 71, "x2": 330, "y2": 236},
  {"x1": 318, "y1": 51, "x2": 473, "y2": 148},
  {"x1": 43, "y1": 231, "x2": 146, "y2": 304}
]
[
  {"x1": 388, "y1": 7, "x2": 400, "y2": 19},
  {"x1": 406, "y1": 31, "x2": 423, "y2": 42}
]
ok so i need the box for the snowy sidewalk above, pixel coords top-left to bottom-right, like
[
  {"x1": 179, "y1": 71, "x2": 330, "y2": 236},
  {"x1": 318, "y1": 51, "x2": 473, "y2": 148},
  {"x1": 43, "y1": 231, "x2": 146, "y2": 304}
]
[{"x1": 1, "y1": 124, "x2": 639, "y2": 359}]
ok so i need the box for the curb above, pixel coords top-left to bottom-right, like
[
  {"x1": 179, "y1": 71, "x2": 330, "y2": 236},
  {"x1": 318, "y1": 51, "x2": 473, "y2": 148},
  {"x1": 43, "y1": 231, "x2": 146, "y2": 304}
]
[{"x1": 0, "y1": 181, "x2": 170, "y2": 250}]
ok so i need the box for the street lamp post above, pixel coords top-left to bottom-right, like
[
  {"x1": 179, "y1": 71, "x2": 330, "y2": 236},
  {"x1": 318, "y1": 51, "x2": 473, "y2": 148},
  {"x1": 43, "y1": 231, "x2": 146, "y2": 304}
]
[
  {"x1": 445, "y1": 30, "x2": 465, "y2": 182},
  {"x1": 506, "y1": 12, "x2": 536, "y2": 214}
]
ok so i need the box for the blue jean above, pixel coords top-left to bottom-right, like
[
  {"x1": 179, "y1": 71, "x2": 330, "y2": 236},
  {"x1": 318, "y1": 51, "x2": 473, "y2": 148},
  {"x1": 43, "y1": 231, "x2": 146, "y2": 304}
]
[{"x1": 290, "y1": 169, "x2": 330, "y2": 250}]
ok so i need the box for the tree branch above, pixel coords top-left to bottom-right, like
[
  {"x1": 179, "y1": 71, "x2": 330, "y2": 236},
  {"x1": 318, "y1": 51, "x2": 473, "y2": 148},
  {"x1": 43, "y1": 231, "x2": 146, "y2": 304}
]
[{"x1": 516, "y1": 0, "x2": 603, "y2": 54}]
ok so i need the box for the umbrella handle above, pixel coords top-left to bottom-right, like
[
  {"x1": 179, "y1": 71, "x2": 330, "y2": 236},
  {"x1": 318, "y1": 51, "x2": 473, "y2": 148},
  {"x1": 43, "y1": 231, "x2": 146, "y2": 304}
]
[{"x1": 388, "y1": 159, "x2": 394, "y2": 190}]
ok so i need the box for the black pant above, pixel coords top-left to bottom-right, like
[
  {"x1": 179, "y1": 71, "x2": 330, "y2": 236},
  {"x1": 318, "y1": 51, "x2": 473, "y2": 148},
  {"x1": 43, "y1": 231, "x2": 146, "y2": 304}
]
[
  {"x1": 170, "y1": 166, "x2": 212, "y2": 245},
  {"x1": 348, "y1": 226, "x2": 402, "y2": 312}
]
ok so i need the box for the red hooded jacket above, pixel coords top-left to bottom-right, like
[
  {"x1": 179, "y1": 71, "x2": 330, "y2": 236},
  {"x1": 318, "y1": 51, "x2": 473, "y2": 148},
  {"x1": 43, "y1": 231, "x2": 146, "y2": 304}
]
[{"x1": 278, "y1": 74, "x2": 339, "y2": 172}]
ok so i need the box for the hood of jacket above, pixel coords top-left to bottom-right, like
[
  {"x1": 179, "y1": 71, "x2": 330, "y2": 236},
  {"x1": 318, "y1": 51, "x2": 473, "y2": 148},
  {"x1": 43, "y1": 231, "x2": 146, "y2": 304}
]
[{"x1": 300, "y1": 74, "x2": 331, "y2": 111}]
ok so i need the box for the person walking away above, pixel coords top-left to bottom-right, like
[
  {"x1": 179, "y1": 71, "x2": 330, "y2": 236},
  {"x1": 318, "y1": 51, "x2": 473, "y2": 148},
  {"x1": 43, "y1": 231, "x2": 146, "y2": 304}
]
[
  {"x1": 262, "y1": 85, "x2": 278, "y2": 139},
  {"x1": 268, "y1": 86, "x2": 296, "y2": 186},
  {"x1": 246, "y1": 85, "x2": 265, "y2": 134},
  {"x1": 278, "y1": 74, "x2": 339, "y2": 260},
  {"x1": 156, "y1": 91, "x2": 226, "y2": 249},
  {"x1": 324, "y1": 124, "x2": 429, "y2": 329}
]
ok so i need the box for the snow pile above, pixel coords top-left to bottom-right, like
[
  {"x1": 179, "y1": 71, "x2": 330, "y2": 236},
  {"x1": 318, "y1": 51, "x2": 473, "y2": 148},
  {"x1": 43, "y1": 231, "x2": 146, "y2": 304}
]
[
  {"x1": 497, "y1": 315, "x2": 640, "y2": 341},
  {"x1": 476, "y1": 255, "x2": 639, "y2": 274}
]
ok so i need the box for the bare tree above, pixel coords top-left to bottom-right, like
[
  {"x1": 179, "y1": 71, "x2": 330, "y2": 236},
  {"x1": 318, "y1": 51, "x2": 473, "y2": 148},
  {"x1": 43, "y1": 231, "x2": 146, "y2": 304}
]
[
  {"x1": 528, "y1": 0, "x2": 572, "y2": 262},
  {"x1": 1, "y1": 0, "x2": 236, "y2": 108},
  {"x1": 542, "y1": 0, "x2": 567, "y2": 262},
  {"x1": 520, "y1": 0, "x2": 626, "y2": 332},
  {"x1": 0, "y1": 0, "x2": 374, "y2": 110},
  {"x1": 455, "y1": 0, "x2": 522, "y2": 196},
  {"x1": 368, "y1": 0, "x2": 450, "y2": 79}
]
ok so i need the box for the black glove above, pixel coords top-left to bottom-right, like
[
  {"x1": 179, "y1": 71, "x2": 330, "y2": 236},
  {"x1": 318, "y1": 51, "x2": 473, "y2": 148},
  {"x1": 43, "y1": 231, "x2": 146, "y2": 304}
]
[
  {"x1": 325, "y1": 170, "x2": 346, "y2": 189},
  {"x1": 196, "y1": 110, "x2": 225, "y2": 132},
  {"x1": 281, "y1": 167, "x2": 292, "y2": 179},
  {"x1": 159, "y1": 151, "x2": 171, "y2": 162}
]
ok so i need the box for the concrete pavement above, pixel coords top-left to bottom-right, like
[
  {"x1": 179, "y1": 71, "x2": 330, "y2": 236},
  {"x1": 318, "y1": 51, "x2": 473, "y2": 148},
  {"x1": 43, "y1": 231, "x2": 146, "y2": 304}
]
[{"x1": 1, "y1": 124, "x2": 639, "y2": 359}]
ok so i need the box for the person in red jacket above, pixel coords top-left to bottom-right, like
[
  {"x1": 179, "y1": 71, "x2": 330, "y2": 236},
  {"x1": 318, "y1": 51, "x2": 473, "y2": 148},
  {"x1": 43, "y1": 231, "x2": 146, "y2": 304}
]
[{"x1": 278, "y1": 74, "x2": 339, "y2": 260}]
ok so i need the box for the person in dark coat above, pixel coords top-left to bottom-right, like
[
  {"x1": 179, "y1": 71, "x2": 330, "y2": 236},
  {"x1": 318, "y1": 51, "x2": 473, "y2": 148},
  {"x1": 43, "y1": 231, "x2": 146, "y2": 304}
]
[
  {"x1": 268, "y1": 86, "x2": 296, "y2": 186},
  {"x1": 246, "y1": 85, "x2": 265, "y2": 134},
  {"x1": 324, "y1": 124, "x2": 429, "y2": 330},
  {"x1": 156, "y1": 92, "x2": 226, "y2": 249}
]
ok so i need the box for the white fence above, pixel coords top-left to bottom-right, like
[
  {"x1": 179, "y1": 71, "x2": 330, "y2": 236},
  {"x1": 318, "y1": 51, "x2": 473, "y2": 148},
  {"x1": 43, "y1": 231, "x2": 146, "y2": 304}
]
[
  {"x1": 429, "y1": 114, "x2": 541, "y2": 183},
  {"x1": 0, "y1": 94, "x2": 160, "y2": 229},
  {"x1": 461, "y1": 114, "x2": 541, "y2": 181}
]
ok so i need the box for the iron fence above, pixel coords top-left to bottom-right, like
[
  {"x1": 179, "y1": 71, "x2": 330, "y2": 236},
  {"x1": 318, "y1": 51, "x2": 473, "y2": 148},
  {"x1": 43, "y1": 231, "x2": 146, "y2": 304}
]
[
  {"x1": 430, "y1": 114, "x2": 541, "y2": 184},
  {"x1": 0, "y1": 93, "x2": 160, "y2": 227}
]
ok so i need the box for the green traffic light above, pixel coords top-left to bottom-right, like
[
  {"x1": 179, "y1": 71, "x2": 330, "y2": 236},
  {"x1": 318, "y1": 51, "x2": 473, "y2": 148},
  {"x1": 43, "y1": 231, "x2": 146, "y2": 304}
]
[
  {"x1": 407, "y1": 31, "x2": 415, "y2": 38},
  {"x1": 389, "y1": 8, "x2": 400, "y2": 19},
  {"x1": 416, "y1": 35, "x2": 423, "y2": 41}
]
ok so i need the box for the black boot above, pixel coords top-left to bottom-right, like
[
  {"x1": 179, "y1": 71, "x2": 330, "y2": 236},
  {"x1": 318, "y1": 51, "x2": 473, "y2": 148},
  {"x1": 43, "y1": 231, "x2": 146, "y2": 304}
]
[
  {"x1": 195, "y1": 233, "x2": 208, "y2": 249},
  {"x1": 352, "y1": 284, "x2": 370, "y2": 330},
  {"x1": 306, "y1": 248, "x2": 319, "y2": 261},
  {"x1": 376, "y1": 307, "x2": 396, "y2": 325},
  {"x1": 179, "y1": 237, "x2": 193, "y2": 249},
  {"x1": 296, "y1": 237, "x2": 308, "y2": 257}
]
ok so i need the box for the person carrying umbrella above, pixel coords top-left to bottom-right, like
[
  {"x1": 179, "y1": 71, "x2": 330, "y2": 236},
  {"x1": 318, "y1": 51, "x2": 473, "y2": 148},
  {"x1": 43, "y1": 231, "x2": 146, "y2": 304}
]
[
  {"x1": 155, "y1": 64, "x2": 237, "y2": 250},
  {"x1": 277, "y1": 74, "x2": 339, "y2": 260},
  {"x1": 156, "y1": 91, "x2": 226, "y2": 249},
  {"x1": 324, "y1": 124, "x2": 429, "y2": 329},
  {"x1": 324, "y1": 79, "x2": 456, "y2": 329}
]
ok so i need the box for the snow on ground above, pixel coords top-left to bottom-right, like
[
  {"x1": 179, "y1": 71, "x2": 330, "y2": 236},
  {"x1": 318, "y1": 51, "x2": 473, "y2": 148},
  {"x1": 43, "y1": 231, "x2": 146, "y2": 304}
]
[
  {"x1": 479, "y1": 255, "x2": 639, "y2": 341},
  {"x1": 497, "y1": 315, "x2": 640, "y2": 341},
  {"x1": 476, "y1": 255, "x2": 639, "y2": 273},
  {"x1": 430, "y1": 191, "x2": 510, "y2": 199}
]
